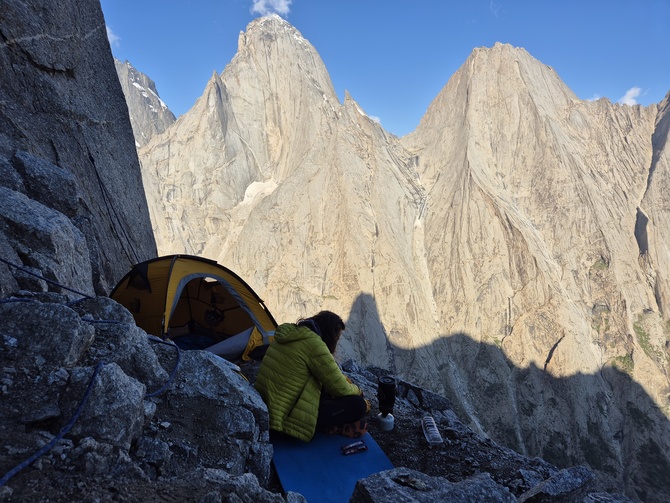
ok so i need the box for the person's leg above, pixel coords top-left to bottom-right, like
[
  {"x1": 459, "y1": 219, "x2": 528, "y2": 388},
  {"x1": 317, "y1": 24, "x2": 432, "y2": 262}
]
[{"x1": 316, "y1": 394, "x2": 367, "y2": 429}]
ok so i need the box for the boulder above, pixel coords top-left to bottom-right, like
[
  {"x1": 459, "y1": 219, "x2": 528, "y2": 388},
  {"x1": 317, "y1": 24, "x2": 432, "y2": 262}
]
[
  {"x1": 0, "y1": 187, "x2": 94, "y2": 299},
  {"x1": 351, "y1": 468, "x2": 516, "y2": 502}
]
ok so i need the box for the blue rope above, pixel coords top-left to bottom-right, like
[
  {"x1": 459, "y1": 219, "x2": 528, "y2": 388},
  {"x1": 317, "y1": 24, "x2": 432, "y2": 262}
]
[
  {"x1": 145, "y1": 337, "x2": 181, "y2": 398},
  {"x1": 0, "y1": 282, "x2": 182, "y2": 486},
  {"x1": 0, "y1": 298, "x2": 33, "y2": 304},
  {"x1": 0, "y1": 361, "x2": 105, "y2": 487},
  {"x1": 76, "y1": 321, "x2": 180, "y2": 398},
  {"x1": 0, "y1": 331, "x2": 179, "y2": 488},
  {"x1": 80, "y1": 316, "x2": 122, "y2": 325},
  {"x1": 75, "y1": 318, "x2": 180, "y2": 397},
  {"x1": 0, "y1": 257, "x2": 93, "y2": 299}
]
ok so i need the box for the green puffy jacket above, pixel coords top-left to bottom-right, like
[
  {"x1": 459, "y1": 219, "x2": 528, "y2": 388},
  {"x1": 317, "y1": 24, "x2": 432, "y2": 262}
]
[{"x1": 254, "y1": 323, "x2": 361, "y2": 441}]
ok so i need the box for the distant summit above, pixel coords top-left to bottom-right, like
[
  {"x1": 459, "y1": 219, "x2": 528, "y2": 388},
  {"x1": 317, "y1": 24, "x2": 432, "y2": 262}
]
[{"x1": 114, "y1": 59, "x2": 176, "y2": 147}]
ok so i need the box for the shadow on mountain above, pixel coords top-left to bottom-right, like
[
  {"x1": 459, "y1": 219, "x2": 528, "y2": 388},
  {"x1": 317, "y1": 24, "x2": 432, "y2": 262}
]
[{"x1": 344, "y1": 292, "x2": 670, "y2": 503}]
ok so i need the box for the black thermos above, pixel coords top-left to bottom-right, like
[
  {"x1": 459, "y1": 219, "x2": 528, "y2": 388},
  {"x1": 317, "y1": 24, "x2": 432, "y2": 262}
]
[{"x1": 377, "y1": 376, "x2": 397, "y2": 417}]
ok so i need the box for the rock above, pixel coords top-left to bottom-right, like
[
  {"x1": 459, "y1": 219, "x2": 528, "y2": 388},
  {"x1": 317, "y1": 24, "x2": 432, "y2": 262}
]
[
  {"x1": 70, "y1": 437, "x2": 145, "y2": 479},
  {"x1": 0, "y1": 236, "x2": 23, "y2": 296},
  {"x1": 0, "y1": 187, "x2": 94, "y2": 299},
  {"x1": 202, "y1": 470, "x2": 286, "y2": 502},
  {"x1": 64, "y1": 363, "x2": 146, "y2": 450},
  {"x1": 0, "y1": 156, "x2": 25, "y2": 192},
  {"x1": 0, "y1": 299, "x2": 95, "y2": 368},
  {"x1": 351, "y1": 468, "x2": 516, "y2": 502},
  {"x1": 71, "y1": 297, "x2": 168, "y2": 392},
  {"x1": 12, "y1": 150, "x2": 80, "y2": 218},
  {"x1": 0, "y1": 295, "x2": 279, "y2": 501},
  {"x1": 518, "y1": 465, "x2": 594, "y2": 502},
  {"x1": 285, "y1": 492, "x2": 309, "y2": 503},
  {"x1": 583, "y1": 493, "x2": 635, "y2": 502},
  {"x1": 133, "y1": 435, "x2": 172, "y2": 476},
  {"x1": 148, "y1": 350, "x2": 272, "y2": 485}
]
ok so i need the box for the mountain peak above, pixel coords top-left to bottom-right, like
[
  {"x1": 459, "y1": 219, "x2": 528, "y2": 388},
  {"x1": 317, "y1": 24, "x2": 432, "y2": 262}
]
[
  {"x1": 480, "y1": 42, "x2": 575, "y2": 107},
  {"x1": 227, "y1": 16, "x2": 339, "y2": 116},
  {"x1": 237, "y1": 14, "x2": 309, "y2": 53},
  {"x1": 469, "y1": 42, "x2": 560, "y2": 77},
  {"x1": 406, "y1": 42, "x2": 577, "y2": 148},
  {"x1": 114, "y1": 58, "x2": 176, "y2": 147}
]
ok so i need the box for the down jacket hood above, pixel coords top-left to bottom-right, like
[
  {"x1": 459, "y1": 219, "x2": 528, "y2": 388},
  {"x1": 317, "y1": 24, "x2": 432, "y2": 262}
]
[{"x1": 272, "y1": 323, "x2": 319, "y2": 344}]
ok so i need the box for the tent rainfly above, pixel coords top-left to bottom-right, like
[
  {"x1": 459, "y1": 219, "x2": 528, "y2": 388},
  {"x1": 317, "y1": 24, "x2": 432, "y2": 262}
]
[{"x1": 110, "y1": 255, "x2": 277, "y2": 361}]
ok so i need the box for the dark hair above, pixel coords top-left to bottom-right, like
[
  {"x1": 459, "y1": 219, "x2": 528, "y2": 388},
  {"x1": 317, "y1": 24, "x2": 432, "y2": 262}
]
[{"x1": 297, "y1": 310, "x2": 345, "y2": 353}]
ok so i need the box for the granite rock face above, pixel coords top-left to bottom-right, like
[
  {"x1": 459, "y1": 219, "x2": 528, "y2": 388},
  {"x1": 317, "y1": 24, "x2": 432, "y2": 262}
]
[
  {"x1": 0, "y1": 0, "x2": 156, "y2": 296},
  {"x1": 402, "y1": 46, "x2": 670, "y2": 503},
  {"x1": 114, "y1": 59, "x2": 176, "y2": 147},
  {"x1": 136, "y1": 16, "x2": 670, "y2": 502}
]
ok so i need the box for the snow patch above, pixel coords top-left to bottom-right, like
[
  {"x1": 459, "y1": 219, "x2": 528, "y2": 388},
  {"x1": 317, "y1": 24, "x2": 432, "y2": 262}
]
[
  {"x1": 292, "y1": 31, "x2": 305, "y2": 44},
  {"x1": 148, "y1": 87, "x2": 168, "y2": 109},
  {"x1": 132, "y1": 81, "x2": 168, "y2": 110},
  {"x1": 241, "y1": 180, "x2": 278, "y2": 205}
]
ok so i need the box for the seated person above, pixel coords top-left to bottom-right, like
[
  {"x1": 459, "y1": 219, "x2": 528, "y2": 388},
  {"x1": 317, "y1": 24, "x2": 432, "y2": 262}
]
[{"x1": 254, "y1": 311, "x2": 368, "y2": 441}]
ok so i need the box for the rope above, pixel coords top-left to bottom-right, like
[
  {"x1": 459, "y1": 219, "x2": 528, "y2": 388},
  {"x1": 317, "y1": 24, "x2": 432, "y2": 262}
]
[
  {"x1": 0, "y1": 298, "x2": 33, "y2": 304},
  {"x1": 76, "y1": 321, "x2": 181, "y2": 398},
  {"x1": 0, "y1": 361, "x2": 105, "y2": 487},
  {"x1": 145, "y1": 337, "x2": 181, "y2": 398},
  {"x1": 1, "y1": 302, "x2": 180, "y2": 399},
  {"x1": 88, "y1": 152, "x2": 140, "y2": 266},
  {"x1": 0, "y1": 274, "x2": 183, "y2": 485},
  {"x1": 80, "y1": 316, "x2": 122, "y2": 325},
  {"x1": 0, "y1": 257, "x2": 93, "y2": 299}
]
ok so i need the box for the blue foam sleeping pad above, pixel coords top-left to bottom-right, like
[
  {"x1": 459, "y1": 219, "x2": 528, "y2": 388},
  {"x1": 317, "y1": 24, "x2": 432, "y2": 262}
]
[{"x1": 271, "y1": 431, "x2": 394, "y2": 503}]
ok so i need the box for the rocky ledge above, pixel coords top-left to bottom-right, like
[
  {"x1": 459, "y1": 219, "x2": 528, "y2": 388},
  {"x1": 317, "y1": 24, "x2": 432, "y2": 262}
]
[{"x1": 0, "y1": 294, "x2": 632, "y2": 502}]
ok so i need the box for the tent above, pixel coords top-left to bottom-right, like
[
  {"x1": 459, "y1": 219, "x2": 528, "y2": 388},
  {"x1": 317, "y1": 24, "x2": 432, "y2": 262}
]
[{"x1": 110, "y1": 255, "x2": 277, "y2": 361}]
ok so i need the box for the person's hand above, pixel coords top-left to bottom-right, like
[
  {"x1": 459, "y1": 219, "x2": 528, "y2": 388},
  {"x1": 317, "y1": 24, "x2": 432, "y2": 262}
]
[
  {"x1": 364, "y1": 398, "x2": 371, "y2": 414},
  {"x1": 346, "y1": 375, "x2": 363, "y2": 395}
]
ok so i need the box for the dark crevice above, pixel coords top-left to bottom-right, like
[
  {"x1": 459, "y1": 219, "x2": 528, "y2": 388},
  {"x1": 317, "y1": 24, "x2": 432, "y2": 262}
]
[
  {"x1": 634, "y1": 208, "x2": 649, "y2": 256},
  {"x1": 543, "y1": 335, "x2": 565, "y2": 371}
]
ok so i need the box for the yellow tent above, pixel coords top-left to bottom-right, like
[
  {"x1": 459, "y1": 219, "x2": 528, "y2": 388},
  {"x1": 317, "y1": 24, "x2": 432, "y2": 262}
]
[{"x1": 110, "y1": 255, "x2": 276, "y2": 361}]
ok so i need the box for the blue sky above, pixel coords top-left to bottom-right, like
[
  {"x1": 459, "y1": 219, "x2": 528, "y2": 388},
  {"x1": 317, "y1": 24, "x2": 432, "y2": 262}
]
[{"x1": 101, "y1": 0, "x2": 670, "y2": 137}]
